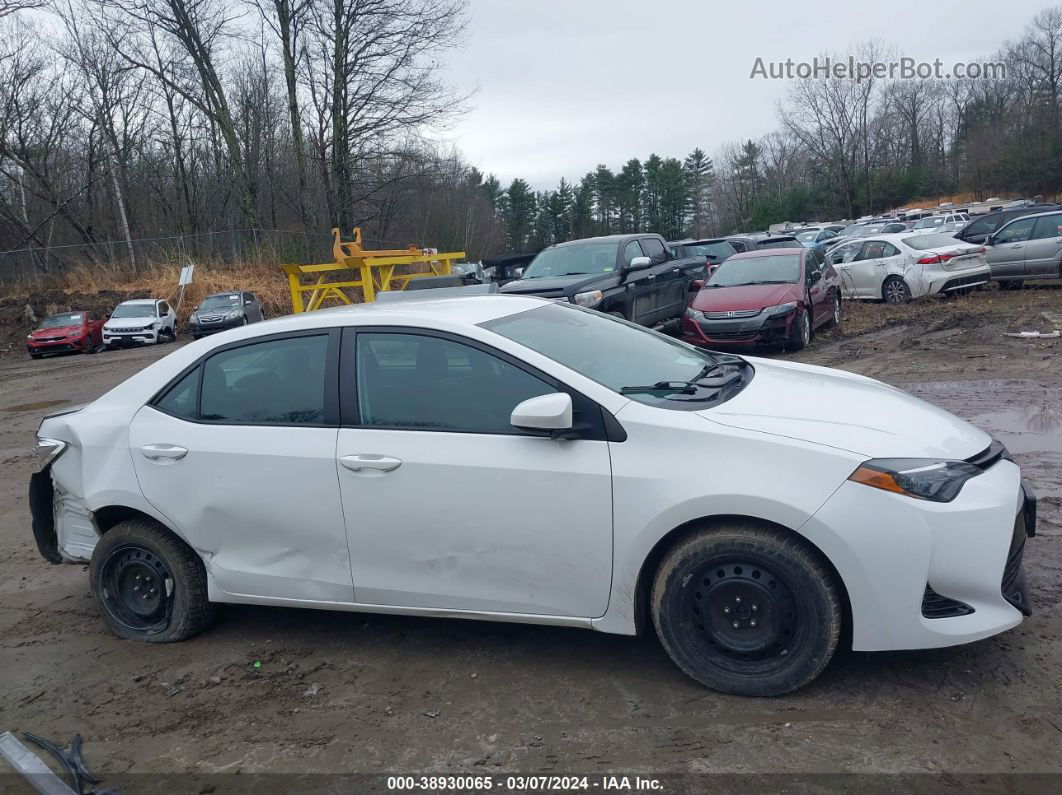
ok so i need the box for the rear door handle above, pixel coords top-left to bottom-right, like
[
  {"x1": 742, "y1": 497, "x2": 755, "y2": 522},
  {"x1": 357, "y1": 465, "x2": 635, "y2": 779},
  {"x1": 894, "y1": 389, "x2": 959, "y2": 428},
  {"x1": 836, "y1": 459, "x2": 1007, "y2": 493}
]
[
  {"x1": 140, "y1": 444, "x2": 188, "y2": 460},
  {"x1": 340, "y1": 454, "x2": 402, "y2": 473}
]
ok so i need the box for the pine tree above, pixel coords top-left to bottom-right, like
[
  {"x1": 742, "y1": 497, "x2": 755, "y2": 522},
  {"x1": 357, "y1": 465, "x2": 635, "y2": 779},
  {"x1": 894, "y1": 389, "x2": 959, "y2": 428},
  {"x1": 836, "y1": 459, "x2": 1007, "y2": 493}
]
[
  {"x1": 592, "y1": 165, "x2": 615, "y2": 234},
  {"x1": 501, "y1": 178, "x2": 535, "y2": 252},
  {"x1": 571, "y1": 175, "x2": 595, "y2": 238},
  {"x1": 616, "y1": 158, "x2": 644, "y2": 232},
  {"x1": 683, "y1": 148, "x2": 715, "y2": 236}
]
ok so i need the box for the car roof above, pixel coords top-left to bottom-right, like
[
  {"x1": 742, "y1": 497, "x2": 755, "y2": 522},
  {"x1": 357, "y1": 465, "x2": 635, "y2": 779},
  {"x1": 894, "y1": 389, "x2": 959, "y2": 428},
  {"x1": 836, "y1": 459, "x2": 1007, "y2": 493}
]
[
  {"x1": 551, "y1": 234, "x2": 640, "y2": 247},
  {"x1": 117, "y1": 298, "x2": 159, "y2": 305},
  {"x1": 306, "y1": 294, "x2": 549, "y2": 327},
  {"x1": 204, "y1": 291, "x2": 245, "y2": 298}
]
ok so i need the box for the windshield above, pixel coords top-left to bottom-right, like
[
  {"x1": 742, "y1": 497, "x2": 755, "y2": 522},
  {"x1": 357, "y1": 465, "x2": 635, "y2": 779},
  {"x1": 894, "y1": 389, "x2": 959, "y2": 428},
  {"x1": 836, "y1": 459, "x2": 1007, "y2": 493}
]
[
  {"x1": 42, "y1": 312, "x2": 83, "y2": 328},
  {"x1": 199, "y1": 294, "x2": 241, "y2": 312},
  {"x1": 707, "y1": 254, "x2": 801, "y2": 287},
  {"x1": 482, "y1": 304, "x2": 751, "y2": 409},
  {"x1": 795, "y1": 231, "x2": 819, "y2": 243},
  {"x1": 521, "y1": 242, "x2": 618, "y2": 279},
  {"x1": 902, "y1": 233, "x2": 961, "y2": 250},
  {"x1": 679, "y1": 241, "x2": 736, "y2": 260},
  {"x1": 110, "y1": 303, "x2": 156, "y2": 319},
  {"x1": 914, "y1": 217, "x2": 944, "y2": 229}
]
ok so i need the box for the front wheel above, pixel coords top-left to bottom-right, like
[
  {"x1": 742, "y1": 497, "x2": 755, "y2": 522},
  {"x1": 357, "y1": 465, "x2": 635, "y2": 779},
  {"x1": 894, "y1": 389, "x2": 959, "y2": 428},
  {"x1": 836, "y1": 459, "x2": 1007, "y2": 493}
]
[
  {"x1": 785, "y1": 309, "x2": 810, "y2": 352},
  {"x1": 651, "y1": 524, "x2": 842, "y2": 696},
  {"x1": 89, "y1": 519, "x2": 219, "y2": 643},
  {"x1": 882, "y1": 276, "x2": 912, "y2": 304}
]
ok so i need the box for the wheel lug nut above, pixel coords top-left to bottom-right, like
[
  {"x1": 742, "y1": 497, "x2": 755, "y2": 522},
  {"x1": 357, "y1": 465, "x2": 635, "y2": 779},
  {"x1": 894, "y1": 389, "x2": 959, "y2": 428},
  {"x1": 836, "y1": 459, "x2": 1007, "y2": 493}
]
[
  {"x1": 723, "y1": 607, "x2": 730, "y2": 614},
  {"x1": 732, "y1": 621, "x2": 740, "y2": 629},
  {"x1": 752, "y1": 604, "x2": 758, "y2": 611},
  {"x1": 735, "y1": 597, "x2": 742, "y2": 603},
  {"x1": 750, "y1": 620, "x2": 757, "y2": 627}
]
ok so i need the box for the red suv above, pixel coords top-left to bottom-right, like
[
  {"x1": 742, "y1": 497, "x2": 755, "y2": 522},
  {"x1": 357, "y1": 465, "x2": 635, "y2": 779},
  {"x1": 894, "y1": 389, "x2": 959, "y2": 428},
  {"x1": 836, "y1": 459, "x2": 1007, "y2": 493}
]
[
  {"x1": 681, "y1": 247, "x2": 842, "y2": 351},
  {"x1": 26, "y1": 310, "x2": 106, "y2": 359}
]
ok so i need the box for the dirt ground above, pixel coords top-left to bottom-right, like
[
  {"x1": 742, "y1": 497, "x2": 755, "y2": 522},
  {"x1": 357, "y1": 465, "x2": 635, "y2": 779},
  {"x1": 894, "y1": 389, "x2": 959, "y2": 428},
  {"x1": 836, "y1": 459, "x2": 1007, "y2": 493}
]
[{"x1": 1, "y1": 289, "x2": 1061, "y2": 791}]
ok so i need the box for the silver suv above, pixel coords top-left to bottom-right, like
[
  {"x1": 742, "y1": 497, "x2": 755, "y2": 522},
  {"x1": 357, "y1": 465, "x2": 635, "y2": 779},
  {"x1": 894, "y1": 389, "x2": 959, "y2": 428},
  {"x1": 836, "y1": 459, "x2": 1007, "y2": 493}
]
[{"x1": 985, "y1": 210, "x2": 1062, "y2": 285}]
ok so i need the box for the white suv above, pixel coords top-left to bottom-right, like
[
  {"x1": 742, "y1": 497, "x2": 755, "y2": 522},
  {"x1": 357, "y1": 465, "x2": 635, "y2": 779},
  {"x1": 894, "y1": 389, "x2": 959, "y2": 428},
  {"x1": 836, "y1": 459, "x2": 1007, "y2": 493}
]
[
  {"x1": 31, "y1": 296, "x2": 1035, "y2": 696},
  {"x1": 102, "y1": 299, "x2": 177, "y2": 348}
]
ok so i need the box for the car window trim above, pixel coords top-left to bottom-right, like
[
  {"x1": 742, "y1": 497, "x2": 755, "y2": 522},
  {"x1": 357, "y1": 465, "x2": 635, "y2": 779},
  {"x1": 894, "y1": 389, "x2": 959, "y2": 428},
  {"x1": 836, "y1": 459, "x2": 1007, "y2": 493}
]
[
  {"x1": 147, "y1": 327, "x2": 341, "y2": 428},
  {"x1": 339, "y1": 325, "x2": 620, "y2": 442}
]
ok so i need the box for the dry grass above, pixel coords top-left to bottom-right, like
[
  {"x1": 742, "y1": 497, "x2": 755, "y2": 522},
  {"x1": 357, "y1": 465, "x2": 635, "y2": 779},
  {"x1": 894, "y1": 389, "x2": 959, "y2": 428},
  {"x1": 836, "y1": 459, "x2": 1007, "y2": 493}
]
[{"x1": 897, "y1": 191, "x2": 1060, "y2": 211}]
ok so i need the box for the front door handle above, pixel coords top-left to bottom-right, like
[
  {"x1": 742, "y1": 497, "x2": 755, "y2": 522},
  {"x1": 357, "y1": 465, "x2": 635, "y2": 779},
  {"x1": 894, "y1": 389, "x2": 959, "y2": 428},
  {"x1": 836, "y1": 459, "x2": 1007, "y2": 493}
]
[
  {"x1": 140, "y1": 444, "x2": 188, "y2": 460},
  {"x1": 340, "y1": 454, "x2": 402, "y2": 473},
  {"x1": 1008, "y1": 243, "x2": 1022, "y2": 249}
]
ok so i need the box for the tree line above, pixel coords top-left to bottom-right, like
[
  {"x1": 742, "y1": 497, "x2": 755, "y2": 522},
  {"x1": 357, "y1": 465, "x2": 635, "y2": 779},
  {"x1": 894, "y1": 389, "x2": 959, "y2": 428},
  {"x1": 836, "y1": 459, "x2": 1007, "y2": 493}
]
[{"x1": 0, "y1": 2, "x2": 1060, "y2": 271}]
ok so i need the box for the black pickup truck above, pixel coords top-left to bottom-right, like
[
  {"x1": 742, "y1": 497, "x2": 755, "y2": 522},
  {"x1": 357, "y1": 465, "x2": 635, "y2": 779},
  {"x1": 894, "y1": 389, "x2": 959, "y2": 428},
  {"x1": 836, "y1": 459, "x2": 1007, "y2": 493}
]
[{"x1": 498, "y1": 234, "x2": 706, "y2": 327}]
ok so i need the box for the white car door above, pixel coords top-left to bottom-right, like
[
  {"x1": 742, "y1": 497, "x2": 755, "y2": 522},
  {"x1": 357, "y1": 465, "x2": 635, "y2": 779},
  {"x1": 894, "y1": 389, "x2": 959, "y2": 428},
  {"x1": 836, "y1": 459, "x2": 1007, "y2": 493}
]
[
  {"x1": 851, "y1": 240, "x2": 904, "y2": 298},
  {"x1": 827, "y1": 242, "x2": 862, "y2": 297},
  {"x1": 335, "y1": 328, "x2": 614, "y2": 617},
  {"x1": 128, "y1": 330, "x2": 354, "y2": 603}
]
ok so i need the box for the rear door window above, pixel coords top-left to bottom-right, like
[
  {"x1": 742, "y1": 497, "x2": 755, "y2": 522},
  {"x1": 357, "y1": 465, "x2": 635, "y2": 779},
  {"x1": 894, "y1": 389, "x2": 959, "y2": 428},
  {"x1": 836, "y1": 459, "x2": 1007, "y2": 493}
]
[
  {"x1": 1031, "y1": 214, "x2": 1062, "y2": 240},
  {"x1": 200, "y1": 335, "x2": 329, "y2": 424}
]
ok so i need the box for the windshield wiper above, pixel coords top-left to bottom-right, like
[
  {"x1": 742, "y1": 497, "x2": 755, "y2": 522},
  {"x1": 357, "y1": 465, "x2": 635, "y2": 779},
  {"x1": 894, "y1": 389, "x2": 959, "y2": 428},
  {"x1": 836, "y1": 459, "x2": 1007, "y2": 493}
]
[{"x1": 619, "y1": 360, "x2": 743, "y2": 396}]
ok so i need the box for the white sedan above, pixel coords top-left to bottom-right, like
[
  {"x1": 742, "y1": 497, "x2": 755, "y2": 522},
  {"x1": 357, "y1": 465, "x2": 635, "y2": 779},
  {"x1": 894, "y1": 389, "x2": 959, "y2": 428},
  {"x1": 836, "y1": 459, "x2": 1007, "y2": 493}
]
[
  {"x1": 30, "y1": 295, "x2": 1035, "y2": 696},
  {"x1": 825, "y1": 232, "x2": 990, "y2": 303}
]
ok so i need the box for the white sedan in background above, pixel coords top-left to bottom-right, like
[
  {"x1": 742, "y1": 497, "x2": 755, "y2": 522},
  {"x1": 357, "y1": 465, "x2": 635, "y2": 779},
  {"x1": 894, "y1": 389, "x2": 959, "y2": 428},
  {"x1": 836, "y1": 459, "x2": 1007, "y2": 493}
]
[
  {"x1": 30, "y1": 295, "x2": 1034, "y2": 696},
  {"x1": 825, "y1": 233, "x2": 990, "y2": 303}
]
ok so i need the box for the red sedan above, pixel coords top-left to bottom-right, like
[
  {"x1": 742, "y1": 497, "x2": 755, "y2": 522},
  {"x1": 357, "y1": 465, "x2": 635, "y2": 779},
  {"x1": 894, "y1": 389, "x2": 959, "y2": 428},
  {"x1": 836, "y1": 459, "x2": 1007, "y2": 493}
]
[
  {"x1": 681, "y1": 247, "x2": 842, "y2": 352},
  {"x1": 26, "y1": 310, "x2": 106, "y2": 359}
]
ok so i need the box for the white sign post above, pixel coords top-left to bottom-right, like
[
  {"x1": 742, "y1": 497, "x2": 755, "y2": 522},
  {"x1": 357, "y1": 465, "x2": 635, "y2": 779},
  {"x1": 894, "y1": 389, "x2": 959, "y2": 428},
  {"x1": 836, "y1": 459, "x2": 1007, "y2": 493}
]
[{"x1": 176, "y1": 263, "x2": 195, "y2": 308}]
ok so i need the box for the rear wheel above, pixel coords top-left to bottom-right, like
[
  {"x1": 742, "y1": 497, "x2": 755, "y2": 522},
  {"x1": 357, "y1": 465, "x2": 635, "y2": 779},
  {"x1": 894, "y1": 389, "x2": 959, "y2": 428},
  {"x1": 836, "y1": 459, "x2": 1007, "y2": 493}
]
[
  {"x1": 29, "y1": 352, "x2": 42, "y2": 360},
  {"x1": 651, "y1": 524, "x2": 842, "y2": 696},
  {"x1": 882, "y1": 276, "x2": 911, "y2": 304},
  {"x1": 824, "y1": 294, "x2": 842, "y2": 328},
  {"x1": 89, "y1": 519, "x2": 218, "y2": 643}
]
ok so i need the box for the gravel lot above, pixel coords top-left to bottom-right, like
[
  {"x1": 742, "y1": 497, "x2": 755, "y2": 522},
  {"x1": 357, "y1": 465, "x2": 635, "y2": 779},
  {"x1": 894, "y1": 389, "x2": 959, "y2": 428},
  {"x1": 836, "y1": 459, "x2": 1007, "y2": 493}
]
[{"x1": 1, "y1": 291, "x2": 1060, "y2": 790}]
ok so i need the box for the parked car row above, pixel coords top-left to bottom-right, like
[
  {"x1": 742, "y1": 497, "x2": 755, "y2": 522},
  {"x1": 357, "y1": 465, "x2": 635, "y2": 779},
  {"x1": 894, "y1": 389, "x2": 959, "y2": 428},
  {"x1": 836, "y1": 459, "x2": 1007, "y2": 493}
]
[{"x1": 26, "y1": 292, "x2": 265, "y2": 360}]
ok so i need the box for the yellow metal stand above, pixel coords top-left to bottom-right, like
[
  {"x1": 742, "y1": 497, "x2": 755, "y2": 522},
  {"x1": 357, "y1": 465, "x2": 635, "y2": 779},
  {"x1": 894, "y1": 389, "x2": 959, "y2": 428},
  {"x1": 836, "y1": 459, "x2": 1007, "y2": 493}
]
[{"x1": 283, "y1": 228, "x2": 466, "y2": 312}]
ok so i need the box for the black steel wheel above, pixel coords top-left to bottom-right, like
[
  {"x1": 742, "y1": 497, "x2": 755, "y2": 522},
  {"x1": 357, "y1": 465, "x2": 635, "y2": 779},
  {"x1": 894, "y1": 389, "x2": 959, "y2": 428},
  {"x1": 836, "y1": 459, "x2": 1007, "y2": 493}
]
[
  {"x1": 98, "y1": 544, "x2": 174, "y2": 633},
  {"x1": 89, "y1": 518, "x2": 218, "y2": 642},
  {"x1": 652, "y1": 523, "x2": 842, "y2": 696}
]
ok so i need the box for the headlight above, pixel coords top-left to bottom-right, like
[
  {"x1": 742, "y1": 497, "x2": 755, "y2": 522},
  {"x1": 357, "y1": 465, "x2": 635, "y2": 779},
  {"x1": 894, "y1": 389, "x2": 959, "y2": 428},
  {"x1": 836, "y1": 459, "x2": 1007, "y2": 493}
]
[
  {"x1": 190, "y1": 313, "x2": 199, "y2": 323},
  {"x1": 686, "y1": 308, "x2": 705, "y2": 319},
  {"x1": 226, "y1": 309, "x2": 241, "y2": 319},
  {"x1": 848, "y1": 458, "x2": 981, "y2": 502},
  {"x1": 34, "y1": 437, "x2": 67, "y2": 473},
  {"x1": 765, "y1": 301, "x2": 798, "y2": 315},
  {"x1": 573, "y1": 290, "x2": 603, "y2": 308},
  {"x1": 144, "y1": 322, "x2": 156, "y2": 330}
]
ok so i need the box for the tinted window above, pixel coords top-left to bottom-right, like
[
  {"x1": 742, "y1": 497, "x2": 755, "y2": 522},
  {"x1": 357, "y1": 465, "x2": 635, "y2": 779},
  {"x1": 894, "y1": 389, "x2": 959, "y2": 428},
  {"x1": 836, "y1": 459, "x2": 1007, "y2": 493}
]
[
  {"x1": 679, "y1": 241, "x2": 737, "y2": 260},
  {"x1": 356, "y1": 333, "x2": 554, "y2": 433},
  {"x1": 995, "y1": 217, "x2": 1036, "y2": 244},
  {"x1": 1031, "y1": 214, "x2": 1062, "y2": 240},
  {"x1": 200, "y1": 335, "x2": 328, "y2": 424},
  {"x1": 622, "y1": 240, "x2": 645, "y2": 266},
  {"x1": 858, "y1": 241, "x2": 887, "y2": 260},
  {"x1": 881, "y1": 243, "x2": 901, "y2": 257},
  {"x1": 963, "y1": 216, "x2": 997, "y2": 236},
  {"x1": 729, "y1": 240, "x2": 748, "y2": 253},
  {"x1": 639, "y1": 237, "x2": 668, "y2": 264},
  {"x1": 158, "y1": 302, "x2": 169, "y2": 315},
  {"x1": 244, "y1": 292, "x2": 256, "y2": 303},
  {"x1": 155, "y1": 367, "x2": 199, "y2": 420}
]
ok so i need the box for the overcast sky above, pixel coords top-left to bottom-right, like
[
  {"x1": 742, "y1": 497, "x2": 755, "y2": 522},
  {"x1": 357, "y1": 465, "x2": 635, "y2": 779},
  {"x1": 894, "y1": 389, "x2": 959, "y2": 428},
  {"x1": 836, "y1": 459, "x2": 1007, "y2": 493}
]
[{"x1": 437, "y1": 0, "x2": 1047, "y2": 190}]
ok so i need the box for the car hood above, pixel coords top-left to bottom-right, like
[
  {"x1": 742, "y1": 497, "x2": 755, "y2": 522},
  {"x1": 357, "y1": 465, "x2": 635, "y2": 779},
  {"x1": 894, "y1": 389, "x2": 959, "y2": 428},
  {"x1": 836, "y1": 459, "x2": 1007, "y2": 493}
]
[
  {"x1": 699, "y1": 357, "x2": 990, "y2": 459},
  {"x1": 691, "y1": 283, "x2": 798, "y2": 312},
  {"x1": 500, "y1": 274, "x2": 603, "y2": 294},
  {"x1": 105, "y1": 317, "x2": 155, "y2": 329},
  {"x1": 29, "y1": 325, "x2": 81, "y2": 338}
]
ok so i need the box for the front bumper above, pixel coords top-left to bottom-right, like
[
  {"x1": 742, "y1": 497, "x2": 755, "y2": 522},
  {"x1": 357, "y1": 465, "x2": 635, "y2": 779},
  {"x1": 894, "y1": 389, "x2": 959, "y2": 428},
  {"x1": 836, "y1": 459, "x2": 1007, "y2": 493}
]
[
  {"x1": 103, "y1": 329, "x2": 158, "y2": 346},
  {"x1": 681, "y1": 309, "x2": 795, "y2": 347},
  {"x1": 189, "y1": 317, "x2": 243, "y2": 336},
  {"x1": 799, "y1": 458, "x2": 1034, "y2": 652},
  {"x1": 27, "y1": 337, "x2": 85, "y2": 354}
]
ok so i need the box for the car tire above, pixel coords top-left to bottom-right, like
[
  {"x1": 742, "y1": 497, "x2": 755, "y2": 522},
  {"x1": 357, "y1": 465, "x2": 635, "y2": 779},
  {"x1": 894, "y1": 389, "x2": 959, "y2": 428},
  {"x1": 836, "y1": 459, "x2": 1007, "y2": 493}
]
[
  {"x1": 785, "y1": 309, "x2": 810, "y2": 352},
  {"x1": 882, "y1": 276, "x2": 911, "y2": 304},
  {"x1": 823, "y1": 294, "x2": 842, "y2": 328},
  {"x1": 651, "y1": 523, "x2": 842, "y2": 697},
  {"x1": 29, "y1": 352, "x2": 42, "y2": 360},
  {"x1": 89, "y1": 518, "x2": 219, "y2": 643}
]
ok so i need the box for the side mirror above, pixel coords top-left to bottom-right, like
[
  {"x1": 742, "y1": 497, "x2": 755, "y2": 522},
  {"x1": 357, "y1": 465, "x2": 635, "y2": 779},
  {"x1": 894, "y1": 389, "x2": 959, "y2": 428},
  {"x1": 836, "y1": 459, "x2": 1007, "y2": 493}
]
[
  {"x1": 514, "y1": 267, "x2": 524, "y2": 278},
  {"x1": 689, "y1": 279, "x2": 705, "y2": 291},
  {"x1": 984, "y1": 233, "x2": 995, "y2": 246},
  {"x1": 511, "y1": 393, "x2": 573, "y2": 435}
]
